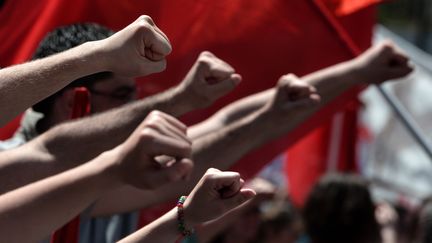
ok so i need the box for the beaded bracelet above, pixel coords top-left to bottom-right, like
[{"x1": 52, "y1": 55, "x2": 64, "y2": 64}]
[{"x1": 177, "y1": 195, "x2": 194, "y2": 237}]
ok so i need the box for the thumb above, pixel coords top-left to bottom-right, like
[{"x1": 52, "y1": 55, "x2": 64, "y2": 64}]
[
  {"x1": 140, "y1": 59, "x2": 167, "y2": 75},
  {"x1": 282, "y1": 93, "x2": 321, "y2": 109},
  {"x1": 221, "y1": 188, "x2": 256, "y2": 211},
  {"x1": 141, "y1": 25, "x2": 172, "y2": 61},
  {"x1": 207, "y1": 73, "x2": 242, "y2": 96}
]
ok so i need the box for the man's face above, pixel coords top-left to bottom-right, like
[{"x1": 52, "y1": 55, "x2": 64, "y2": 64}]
[{"x1": 88, "y1": 75, "x2": 137, "y2": 113}]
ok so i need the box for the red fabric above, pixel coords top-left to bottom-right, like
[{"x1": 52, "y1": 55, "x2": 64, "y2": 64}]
[
  {"x1": 69, "y1": 88, "x2": 91, "y2": 119},
  {"x1": 323, "y1": 0, "x2": 384, "y2": 15},
  {"x1": 285, "y1": 0, "x2": 374, "y2": 207},
  {"x1": 50, "y1": 216, "x2": 80, "y2": 243},
  {"x1": 0, "y1": 0, "x2": 380, "y2": 236},
  {"x1": 0, "y1": 0, "x2": 376, "y2": 178},
  {"x1": 50, "y1": 88, "x2": 90, "y2": 242}
]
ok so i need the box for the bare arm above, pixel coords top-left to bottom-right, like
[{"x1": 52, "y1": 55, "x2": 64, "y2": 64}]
[
  {"x1": 0, "y1": 111, "x2": 194, "y2": 243},
  {"x1": 189, "y1": 42, "x2": 413, "y2": 140},
  {"x1": 0, "y1": 42, "x2": 104, "y2": 126},
  {"x1": 92, "y1": 42, "x2": 414, "y2": 216},
  {"x1": 0, "y1": 50, "x2": 241, "y2": 194},
  {"x1": 118, "y1": 169, "x2": 255, "y2": 243},
  {"x1": 0, "y1": 151, "x2": 119, "y2": 243},
  {"x1": 0, "y1": 15, "x2": 172, "y2": 127}
]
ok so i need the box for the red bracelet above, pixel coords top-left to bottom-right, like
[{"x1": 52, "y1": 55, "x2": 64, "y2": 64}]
[{"x1": 177, "y1": 195, "x2": 194, "y2": 237}]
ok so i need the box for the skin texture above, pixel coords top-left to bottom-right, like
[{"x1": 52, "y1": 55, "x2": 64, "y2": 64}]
[
  {"x1": 0, "y1": 111, "x2": 196, "y2": 243},
  {"x1": 90, "y1": 42, "x2": 414, "y2": 217},
  {"x1": 0, "y1": 51, "x2": 241, "y2": 194},
  {"x1": 118, "y1": 168, "x2": 256, "y2": 243},
  {"x1": 0, "y1": 41, "x2": 413, "y2": 242},
  {"x1": 0, "y1": 15, "x2": 171, "y2": 126}
]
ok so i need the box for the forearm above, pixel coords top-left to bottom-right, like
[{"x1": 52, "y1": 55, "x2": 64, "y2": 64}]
[
  {"x1": 304, "y1": 59, "x2": 362, "y2": 104},
  {"x1": 92, "y1": 59, "x2": 365, "y2": 215},
  {"x1": 41, "y1": 84, "x2": 192, "y2": 163},
  {"x1": 0, "y1": 150, "x2": 120, "y2": 243},
  {"x1": 188, "y1": 90, "x2": 272, "y2": 140},
  {"x1": 90, "y1": 111, "x2": 270, "y2": 216},
  {"x1": 0, "y1": 42, "x2": 105, "y2": 126},
  {"x1": 118, "y1": 208, "x2": 182, "y2": 243},
  {"x1": 0, "y1": 86, "x2": 191, "y2": 193},
  {"x1": 152, "y1": 60, "x2": 363, "y2": 195},
  {"x1": 189, "y1": 59, "x2": 362, "y2": 140}
]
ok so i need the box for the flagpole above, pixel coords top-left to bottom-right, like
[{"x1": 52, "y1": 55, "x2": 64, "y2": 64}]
[{"x1": 376, "y1": 85, "x2": 432, "y2": 160}]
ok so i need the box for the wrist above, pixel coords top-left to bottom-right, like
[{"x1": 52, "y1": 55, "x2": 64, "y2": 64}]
[
  {"x1": 171, "y1": 85, "x2": 196, "y2": 115},
  {"x1": 255, "y1": 103, "x2": 284, "y2": 126},
  {"x1": 345, "y1": 58, "x2": 369, "y2": 85},
  {"x1": 80, "y1": 40, "x2": 112, "y2": 73},
  {"x1": 177, "y1": 196, "x2": 197, "y2": 236},
  {"x1": 92, "y1": 147, "x2": 127, "y2": 189}
]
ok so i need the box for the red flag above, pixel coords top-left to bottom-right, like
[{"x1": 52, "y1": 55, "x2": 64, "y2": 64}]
[{"x1": 0, "y1": 0, "x2": 382, "y2": 237}]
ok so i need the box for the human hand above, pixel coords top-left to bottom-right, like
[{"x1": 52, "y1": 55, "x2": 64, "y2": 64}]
[
  {"x1": 99, "y1": 15, "x2": 172, "y2": 77},
  {"x1": 262, "y1": 74, "x2": 320, "y2": 118},
  {"x1": 110, "y1": 111, "x2": 193, "y2": 190},
  {"x1": 353, "y1": 41, "x2": 414, "y2": 84},
  {"x1": 176, "y1": 51, "x2": 241, "y2": 109},
  {"x1": 182, "y1": 168, "x2": 256, "y2": 226}
]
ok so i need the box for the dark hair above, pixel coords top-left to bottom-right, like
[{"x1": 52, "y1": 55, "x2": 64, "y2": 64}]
[
  {"x1": 303, "y1": 174, "x2": 381, "y2": 243},
  {"x1": 414, "y1": 197, "x2": 432, "y2": 243},
  {"x1": 254, "y1": 199, "x2": 302, "y2": 243},
  {"x1": 32, "y1": 23, "x2": 115, "y2": 115}
]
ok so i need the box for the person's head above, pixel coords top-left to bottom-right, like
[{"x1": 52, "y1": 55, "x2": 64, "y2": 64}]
[
  {"x1": 414, "y1": 197, "x2": 432, "y2": 243},
  {"x1": 254, "y1": 199, "x2": 302, "y2": 243},
  {"x1": 32, "y1": 23, "x2": 137, "y2": 129},
  {"x1": 303, "y1": 174, "x2": 381, "y2": 243}
]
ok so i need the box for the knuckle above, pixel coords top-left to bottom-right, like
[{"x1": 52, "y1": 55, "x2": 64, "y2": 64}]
[
  {"x1": 200, "y1": 51, "x2": 214, "y2": 58},
  {"x1": 145, "y1": 117, "x2": 161, "y2": 128},
  {"x1": 137, "y1": 22, "x2": 153, "y2": 32},
  {"x1": 139, "y1": 15, "x2": 153, "y2": 24},
  {"x1": 202, "y1": 171, "x2": 216, "y2": 181},
  {"x1": 140, "y1": 128, "x2": 156, "y2": 141},
  {"x1": 232, "y1": 172, "x2": 241, "y2": 179},
  {"x1": 149, "y1": 110, "x2": 163, "y2": 118},
  {"x1": 197, "y1": 56, "x2": 212, "y2": 68},
  {"x1": 206, "y1": 167, "x2": 219, "y2": 174}
]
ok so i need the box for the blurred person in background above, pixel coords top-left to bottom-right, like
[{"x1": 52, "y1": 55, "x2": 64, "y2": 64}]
[
  {"x1": 303, "y1": 174, "x2": 381, "y2": 243},
  {"x1": 252, "y1": 194, "x2": 303, "y2": 243},
  {"x1": 412, "y1": 197, "x2": 432, "y2": 243}
]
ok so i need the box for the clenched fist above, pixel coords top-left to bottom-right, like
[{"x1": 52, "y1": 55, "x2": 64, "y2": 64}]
[
  {"x1": 109, "y1": 111, "x2": 193, "y2": 190},
  {"x1": 177, "y1": 51, "x2": 242, "y2": 109},
  {"x1": 353, "y1": 41, "x2": 414, "y2": 84},
  {"x1": 98, "y1": 15, "x2": 172, "y2": 77},
  {"x1": 182, "y1": 168, "x2": 255, "y2": 227},
  {"x1": 264, "y1": 74, "x2": 321, "y2": 116}
]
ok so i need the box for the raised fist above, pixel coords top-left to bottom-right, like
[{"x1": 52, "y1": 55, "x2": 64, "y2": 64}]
[
  {"x1": 353, "y1": 41, "x2": 414, "y2": 84},
  {"x1": 177, "y1": 51, "x2": 242, "y2": 109},
  {"x1": 265, "y1": 74, "x2": 320, "y2": 115},
  {"x1": 111, "y1": 111, "x2": 193, "y2": 190},
  {"x1": 99, "y1": 15, "x2": 172, "y2": 77},
  {"x1": 182, "y1": 168, "x2": 255, "y2": 226}
]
